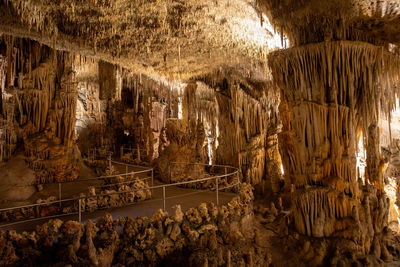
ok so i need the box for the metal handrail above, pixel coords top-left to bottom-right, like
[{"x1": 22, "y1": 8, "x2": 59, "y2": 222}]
[
  {"x1": 110, "y1": 160, "x2": 150, "y2": 171},
  {"x1": 47, "y1": 147, "x2": 155, "y2": 215},
  {"x1": 77, "y1": 148, "x2": 154, "y2": 184},
  {"x1": 0, "y1": 160, "x2": 240, "y2": 228},
  {"x1": 170, "y1": 161, "x2": 237, "y2": 169},
  {"x1": 94, "y1": 176, "x2": 152, "y2": 189}
]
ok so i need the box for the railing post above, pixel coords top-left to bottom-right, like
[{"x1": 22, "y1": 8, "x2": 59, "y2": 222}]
[
  {"x1": 216, "y1": 177, "x2": 219, "y2": 205},
  {"x1": 78, "y1": 198, "x2": 82, "y2": 222},
  {"x1": 58, "y1": 183, "x2": 62, "y2": 207},
  {"x1": 120, "y1": 146, "x2": 124, "y2": 158},
  {"x1": 194, "y1": 164, "x2": 197, "y2": 179},
  {"x1": 125, "y1": 164, "x2": 128, "y2": 174},
  {"x1": 108, "y1": 154, "x2": 112, "y2": 171},
  {"x1": 151, "y1": 169, "x2": 154, "y2": 195},
  {"x1": 163, "y1": 186, "x2": 166, "y2": 211}
]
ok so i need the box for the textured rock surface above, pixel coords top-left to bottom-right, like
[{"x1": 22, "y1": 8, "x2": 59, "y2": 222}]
[
  {"x1": 0, "y1": 36, "x2": 81, "y2": 183},
  {"x1": 0, "y1": 0, "x2": 279, "y2": 81},
  {"x1": 0, "y1": 184, "x2": 255, "y2": 266},
  {"x1": 0, "y1": 154, "x2": 35, "y2": 201},
  {"x1": 2, "y1": 1, "x2": 400, "y2": 266}
]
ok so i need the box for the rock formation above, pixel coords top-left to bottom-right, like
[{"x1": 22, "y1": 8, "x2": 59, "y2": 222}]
[
  {"x1": 264, "y1": 0, "x2": 400, "y2": 262},
  {"x1": 0, "y1": 36, "x2": 81, "y2": 183},
  {"x1": 2, "y1": 0, "x2": 400, "y2": 266},
  {"x1": 0, "y1": 184, "x2": 256, "y2": 266}
]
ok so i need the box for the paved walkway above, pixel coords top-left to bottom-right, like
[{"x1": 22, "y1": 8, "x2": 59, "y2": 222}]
[{"x1": 0, "y1": 160, "x2": 236, "y2": 232}]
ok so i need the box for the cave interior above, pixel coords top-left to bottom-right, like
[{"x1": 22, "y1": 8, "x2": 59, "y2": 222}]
[{"x1": 2, "y1": 0, "x2": 400, "y2": 266}]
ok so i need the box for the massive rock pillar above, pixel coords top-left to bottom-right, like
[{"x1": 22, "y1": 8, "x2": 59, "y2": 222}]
[{"x1": 269, "y1": 41, "x2": 399, "y2": 242}]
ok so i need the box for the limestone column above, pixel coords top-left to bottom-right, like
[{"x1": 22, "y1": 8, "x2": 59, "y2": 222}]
[{"x1": 269, "y1": 41, "x2": 399, "y2": 238}]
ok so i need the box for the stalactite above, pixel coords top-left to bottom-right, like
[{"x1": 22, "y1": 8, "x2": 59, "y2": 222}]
[
  {"x1": 215, "y1": 78, "x2": 278, "y2": 186},
  {"x1": 0, "y1": 55, "x2": 6, "y2": 115},
  {"x1": 98, "y1": 60, "x2": 117, "y2": 100},
  {"x1": 0, "y1": 36, "x2": 81, "y2": 181},
  {"x1": 5, "y1": 35, "x2": 14, "y2": 88}
]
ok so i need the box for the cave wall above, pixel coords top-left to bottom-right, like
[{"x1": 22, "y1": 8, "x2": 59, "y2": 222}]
[
  {"x1": 0, "y1": 51, "x2": 17, "y2": 162},
  {"x1": 73, "y1": 59, "x2": 175, "y2": 163},
  {"x1": 214, "y1": 79, "x2": 280, "y2": 188},
  {"x1": 154, "y1": 76, "x2": 281, "y2": 189},
  {"x1": 0, "y1": 34, "x2": 281, "y2": 192},
  {"x1": 111, "y1": 73, "x2": 173, "y2": 162},
  {"x1": 74, "y1": 56, "x2": 105, "y2": 135},
  {"x1": 0, "y1": 35, "x2": 81, "y2": 184}
]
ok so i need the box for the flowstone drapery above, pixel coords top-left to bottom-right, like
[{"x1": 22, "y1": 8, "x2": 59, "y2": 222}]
[
  {"x1": 0, "y1": 36, "x2": 81, "y2": 183},
  {"x1": 269, "y1": 41, "x2": 400, "y2": 253}
]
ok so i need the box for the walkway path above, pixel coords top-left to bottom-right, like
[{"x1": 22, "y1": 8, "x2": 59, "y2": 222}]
[{"x1": 0, "y1": 159, "x2": 236, "y2": 232}]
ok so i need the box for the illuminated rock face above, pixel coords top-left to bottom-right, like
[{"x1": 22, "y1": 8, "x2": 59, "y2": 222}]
[
  {"x1": 269, "y1": 41, "x2": 398, "y2": 250},
  {"x1": 0, "y1": 36, "x2": 80, "y2": 183}
]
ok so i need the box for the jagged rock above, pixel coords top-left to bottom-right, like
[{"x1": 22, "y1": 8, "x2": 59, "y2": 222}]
[
  {"x1": 186, "y1": 208, "x2": 202, "y2": 225},
  {"x1": 172, "y1": 205, "x2": 184, "y2": 223},
  {"x1": 156, "y1": 238, "x2": 174, "y2": 258},
  {"x1": 85, "y1": 220, "x2": 99, "y2": 265},
  {"x1": 144, "y1": 249, "x2": 157, "y2": 263},
  {"x1": 0, "y1": 235, "x2": 19, "y2": 265},
  {"x1": 151, "y1": 209, "x2": 168, "y2": 225},
  {"x1": 198, "y1": 224, "x2": 218, "y2": 234},
  {"x1": 62, "y1": 221, "x2": 84, "y2": 263},
  {"x1": 0, "y1": 184, "x2": 254, "y2": 265},
  {"x1": 198, "y1": 203, "x2": 210, "y2": 222},
  {"x1": 207, "y1": 202, "x2": 219, "y2": 220},
  {"x1": 228, "y1": 221, "x2": 245, "y2": 242}
]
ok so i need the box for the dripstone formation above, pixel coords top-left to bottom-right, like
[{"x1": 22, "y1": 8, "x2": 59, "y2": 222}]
[{"x1": 1, "y1": 0, "x2": 400, "y2": 266}]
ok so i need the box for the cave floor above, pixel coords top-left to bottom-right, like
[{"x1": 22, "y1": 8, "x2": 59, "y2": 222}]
[{"x1": 0, "y1": 159, "x2": 235, "y2": 232}]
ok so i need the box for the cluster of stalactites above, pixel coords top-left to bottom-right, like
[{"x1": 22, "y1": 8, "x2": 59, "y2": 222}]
[
  {"x1": 195, "y1": 82, "x2": 218, "y2": 124},
  {"x1": 257, "y1": 0, "x2": 400, "y2": 47},
  {"x1": 268, "y1": 40, "x2": 396, "y2": 243},
  {"x1": 0, "y1": 41, "x2": 17, "y2": 161},
  {"x1": 217, "y1": 83, "x2": 274, "y2": 153},
  {"x1": 4, "y1": 0, "x2": 58, "y2": 35},
  {"x1": 117, "y1": 72, "x2": 177, "y2": 161},
  {"x1": 0, "y1": 36, "x2": 80, "y2": 151},
  {"x1": 292, "y1": 185, "x2": 390, "y2": 242},
  {"x1": 269, "y1": 41, "x2": 400, "y2": 137},
  {"x1": 215, "y1": 81, "x2": 278, "y2": 185},
  {"x1": 1, "y1": 36, "x2": 57, "y2": 136},
  {"x1": 1, "y1": 35, "x2": 55, "y2": 88},
  {"x1": 15, "y1": 60, "x2": 56, "y2": 134}
]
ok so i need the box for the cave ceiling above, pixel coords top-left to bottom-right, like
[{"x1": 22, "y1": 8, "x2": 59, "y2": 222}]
[
  {"x1": 0, "y1": 0, "x2": 282, "y2": 82},
  {"x1": 2, "y1": 0, "x2": 400, "y2": 83},
  {"x1": 257, "y1": 0, "x2": 400, "y2": 46}
]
